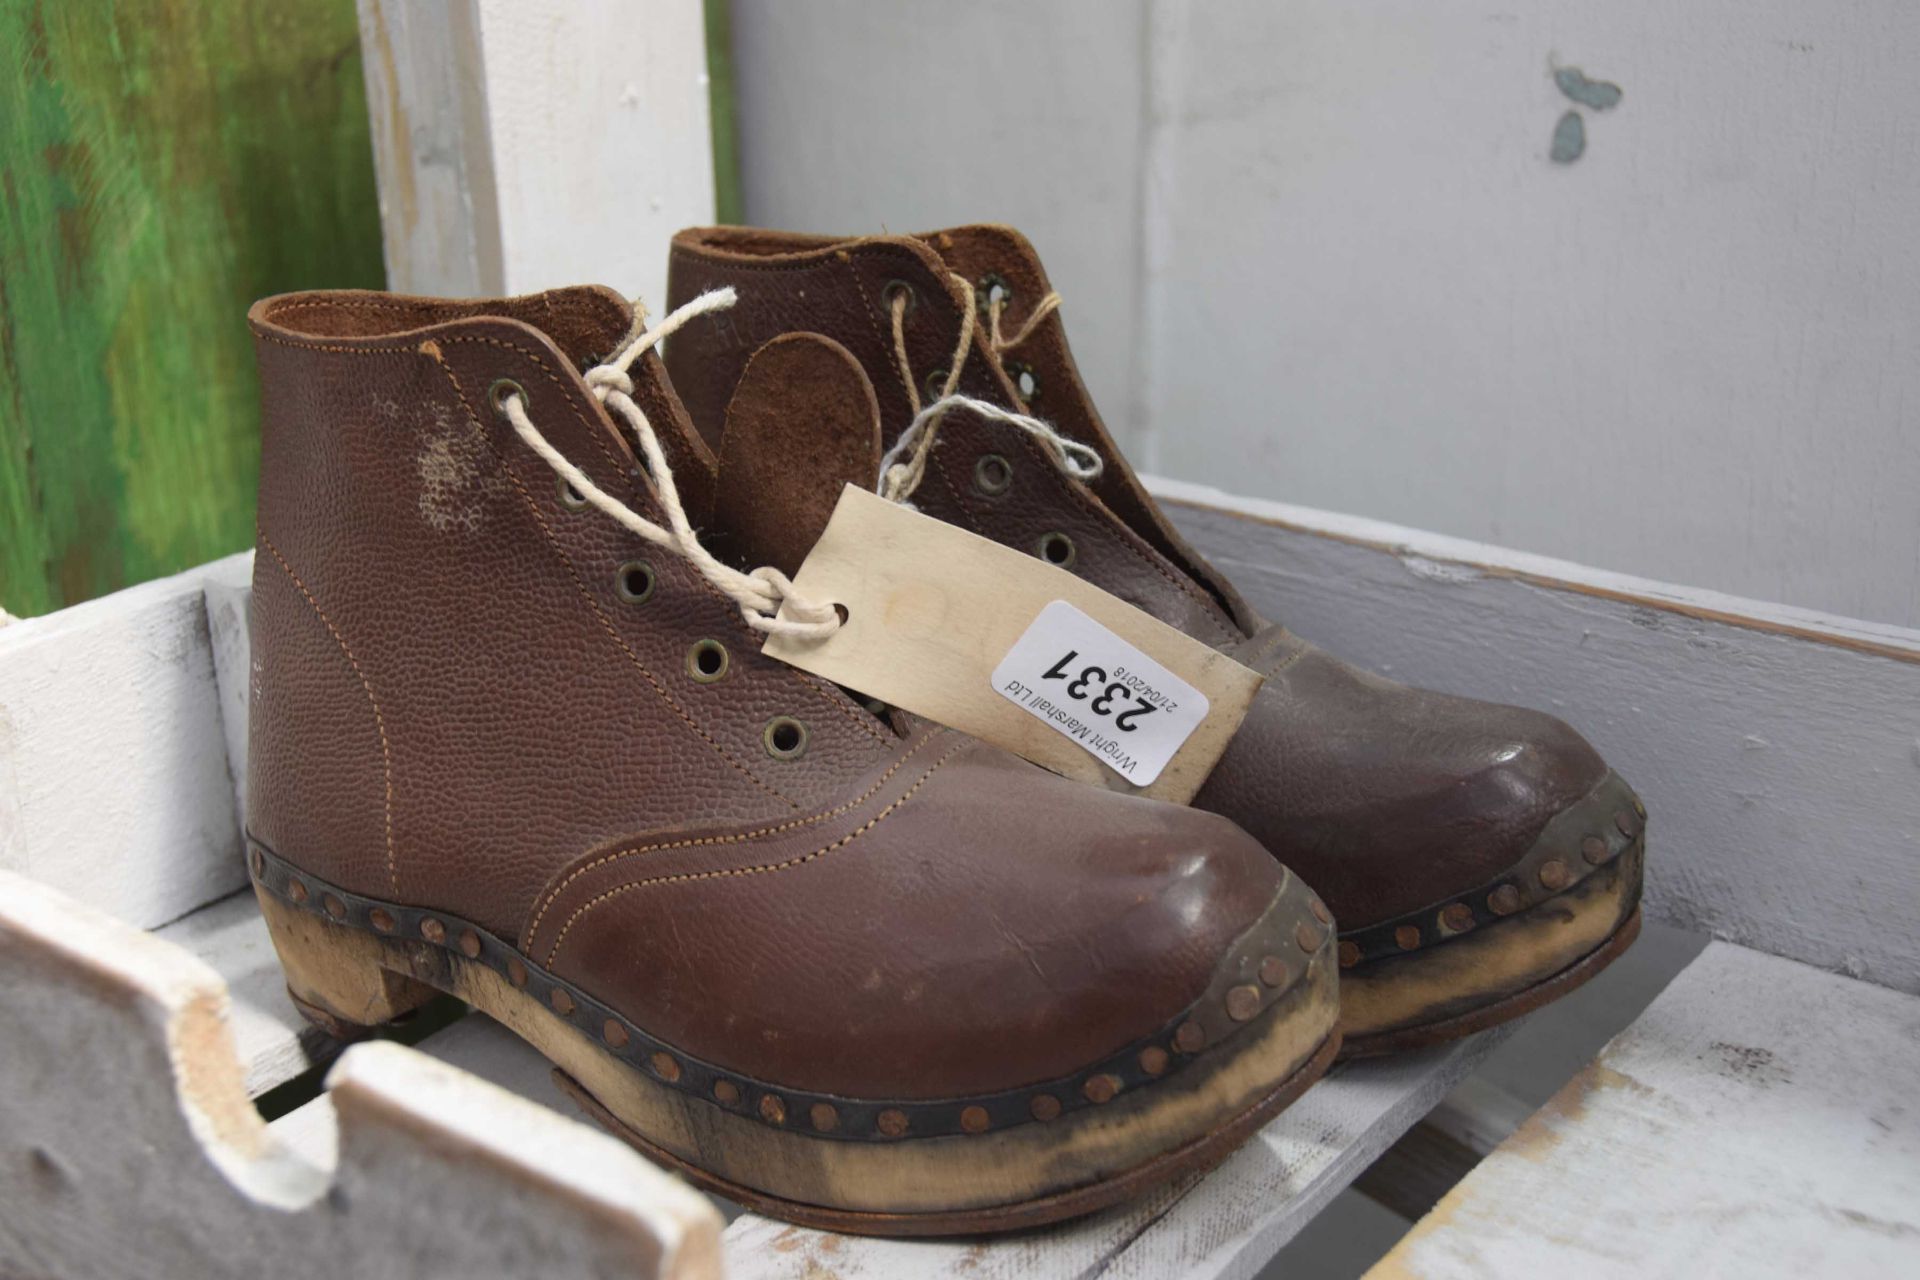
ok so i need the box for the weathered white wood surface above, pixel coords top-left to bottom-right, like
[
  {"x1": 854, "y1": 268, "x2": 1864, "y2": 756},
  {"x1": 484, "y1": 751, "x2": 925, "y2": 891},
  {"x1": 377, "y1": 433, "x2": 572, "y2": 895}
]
[
  {"x1": 0, "y1": 869, "x2": 723, "y2": 1280},
  {"x1": 1156, "y1": 478, "x2": 1920, "y2": 996},
  {"x1": 1372, "y1": 942, "x2": 1920, "y2": 1277},
  {"x1": 0, "y1": 552, "x2": 253, "y2": 931},
  {"x1": 153, "y1": 887, "x2": 339, "y2": 1098},
  {"x1": 359, "y1": 0, "x2": 715, "y2": 307}
]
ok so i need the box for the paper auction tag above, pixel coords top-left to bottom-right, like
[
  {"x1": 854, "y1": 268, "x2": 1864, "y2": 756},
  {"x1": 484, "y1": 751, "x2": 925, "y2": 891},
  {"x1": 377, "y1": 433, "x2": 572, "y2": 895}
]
[{"x1": 762, "y1": 486, "x2": 1262, "y2": 803}]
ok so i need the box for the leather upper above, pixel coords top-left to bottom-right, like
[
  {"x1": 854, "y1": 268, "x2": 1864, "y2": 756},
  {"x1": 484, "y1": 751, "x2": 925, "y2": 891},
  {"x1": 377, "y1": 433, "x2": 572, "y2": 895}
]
[
  {"x1": 664, "y1": 226, "x2": 1615, "y2": 930},
  {"x1": 246, "y1": 285, "x2": 1289, "y2": 1098}
]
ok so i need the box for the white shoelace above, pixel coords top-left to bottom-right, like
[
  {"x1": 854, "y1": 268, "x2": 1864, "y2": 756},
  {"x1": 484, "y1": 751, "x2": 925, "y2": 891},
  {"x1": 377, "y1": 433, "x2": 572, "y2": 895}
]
[
  {"x1": 497, "y1": 288, "x2": 842, "y2": 641},
  {"x1": 876, "y1": 275, "x2": 1101, "y2": 503}
]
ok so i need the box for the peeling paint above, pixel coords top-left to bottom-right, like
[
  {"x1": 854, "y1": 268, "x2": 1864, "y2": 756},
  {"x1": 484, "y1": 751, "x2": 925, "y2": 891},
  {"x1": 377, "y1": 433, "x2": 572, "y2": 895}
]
[
  {"x1": 1554, "y1": 65, "x2": 1624, "y2": 111},
  {"x1": 1550, "y1": 110, "x2": 1586, "y2": 164}
]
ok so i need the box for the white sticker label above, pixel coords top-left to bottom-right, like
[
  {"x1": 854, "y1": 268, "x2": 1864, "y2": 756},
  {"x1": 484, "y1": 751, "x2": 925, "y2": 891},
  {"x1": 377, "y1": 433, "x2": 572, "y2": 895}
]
[{"x1": 991, "y1": 600, "x2": 1210, "y2": 788}]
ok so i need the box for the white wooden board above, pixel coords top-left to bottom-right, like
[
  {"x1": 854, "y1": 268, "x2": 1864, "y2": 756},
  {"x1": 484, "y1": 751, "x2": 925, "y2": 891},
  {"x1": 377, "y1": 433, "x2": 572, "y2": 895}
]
[
  {"x1": 0, "y1": 869, "x2": 723, "y2": 1280},
  {"x1": 0, "y1": 552, "x2": 253, "y2": 931},
  {"x1": 153, "y1": 887, "x2": 339, "y2": 1098},
  {"x1": 1156, "y1": 478, "x2": 1920, "y2": 995},
  {"x1": 360, "y1": 0, "x2": 715, "y2": 308},
  {"x1": 1372, "y1": 942, "x2": 1920, "y2": 1277}
]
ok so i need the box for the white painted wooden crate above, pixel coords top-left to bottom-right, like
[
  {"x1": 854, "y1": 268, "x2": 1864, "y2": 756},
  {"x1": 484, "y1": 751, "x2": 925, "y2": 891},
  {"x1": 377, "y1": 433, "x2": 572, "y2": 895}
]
[{"x1": 3, "y1": 484, "x2": 1916, "y2": 1278}]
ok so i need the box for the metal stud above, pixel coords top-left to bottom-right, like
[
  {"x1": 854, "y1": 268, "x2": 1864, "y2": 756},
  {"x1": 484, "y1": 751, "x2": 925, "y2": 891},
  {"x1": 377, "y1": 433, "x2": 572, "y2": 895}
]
[
  {"x1": 507, "y1": 958, "x2": 528, "y2": 989},
  {"x1": 1488, "y1": 884, "x2": 1523, "y2": 916},
  {"x1": 1083, "y1": 1074, "x2": 1121, "y2": 1104},
  {"x1": 369, "y1": 908, "x2": 396, "y2": 933},
  {"x1": 759, "y1": 1094, "x2": 786, "y2": 1125},
  {"x1": 810, "y1": 1103, "x2": 839, "y2": 1133},
  {"x1": 1139, "y1": 1046, "x2": 1170, "y2": 1076},
  {"x1": 1226, "y1": 985, "x2": 1262, "y2": 1022},
  {"x1": 1440, "y1": 903, "x2": 1475, "y2": 934},
  {"x1": 288, "y1": 880, "x2": 309, "y2": 904},
  {"x1": 713, "y1": 1080, "x2": 741, "y2": 1105},
  {"x1": 249, "y1": 849, "x2": 264, "y2": 879},
  {"x1": 1258, "y1": 955, "x2": 1288, "y2": 987},
  {"x1": 1394, "y1": 925, "x2": 1421, "y2": 951},
  {"x1": 1295, "y1": 921, "x2": 1325, "y2": 953},
  {"x1": 650, "y1": 1051, "x2": 681, "y2": 1082},
  {"x1": 1309, "y1": 898, "x2": 1331, "y2": 926},
  {"x1": 321, "y1": 894, "x2": 347, "y2": 920},
  {"x1": 1030, "y1": 1094, "x2": 1062, "y2": 1122},
  {"x1": 1337, "y1": 940, "x2": 1362, "y2": 969},
  {"x1": 603, "y1": 1019, "x2": 629, "y2": 1049},
  {"x1": 1175, "y1": 1020, "x2": 1206, "y2": 1053},
  {"x1": 960, "y1": 1106, "x2": 991, "y2": 1134},
  {"x1": 1582, "y1": 835, "x2": 1611, "y2": 866},
  {"x1": 1615, "y1": 809, "x2": 1642, "y2": 838},
  {"x1": 877, "y1": 1109, "x2": 910, "y2": 1137},
  {"x1": 1539, "y1": 859, "x2": 1572, "y2": 891},
  {"x1": 421, "y1": 917, "x2": 447, "y2": 944},
  {"x1": 550, "y1": 988, "x2": 574, "y2": 1017},
  {"x1": 458, "y1": 929, "x2": 482, "y2": 959}
]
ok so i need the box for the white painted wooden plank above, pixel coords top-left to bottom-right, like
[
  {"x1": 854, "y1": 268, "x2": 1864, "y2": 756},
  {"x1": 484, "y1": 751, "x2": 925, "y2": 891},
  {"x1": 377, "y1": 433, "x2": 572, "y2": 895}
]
[
  {"x1": 360, "y1": 0, "x2": 715, "y2": 309},
  {"x1": 202, "y1": 552, "x2": 254, "y2": 839},
  {"x1": 152, "y1": 888, "x2": 336, "y2": 1099},
  {"x1": 0, "y1": 869, "x2": 723, "y2": 1280},
  {"x1": 721, "y1": 1028, "x2": 1513, "y2": 1280},
  {"x1": 1155, "y1": 478, "x2": 1920, "y2": 995},
  {"x1": 0, "y1": 552, "x2": 252, "y2": 930},
  {"x1": 357, "y1": 0, "x2": 498, "y2": 295},
  {"x1": 1372, "y1": 941, "x2": 1920, "y2": 1278}
]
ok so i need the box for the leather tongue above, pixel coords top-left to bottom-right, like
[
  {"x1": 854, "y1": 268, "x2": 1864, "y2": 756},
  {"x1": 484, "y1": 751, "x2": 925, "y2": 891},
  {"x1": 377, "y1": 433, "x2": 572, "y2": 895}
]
[{"x1": 710, "y1": 333, "x2": 881, "y2": 578}]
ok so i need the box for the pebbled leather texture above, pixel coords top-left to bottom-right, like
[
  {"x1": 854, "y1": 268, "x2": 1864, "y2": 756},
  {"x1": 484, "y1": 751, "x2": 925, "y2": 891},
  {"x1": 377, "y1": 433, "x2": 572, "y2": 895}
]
[
  {"x1": 665, "y1": 226, "x2": 1622, "y2": 931},
  {"x1": 247, "y1": 284, "x2": 1290, "y2": 1099}
]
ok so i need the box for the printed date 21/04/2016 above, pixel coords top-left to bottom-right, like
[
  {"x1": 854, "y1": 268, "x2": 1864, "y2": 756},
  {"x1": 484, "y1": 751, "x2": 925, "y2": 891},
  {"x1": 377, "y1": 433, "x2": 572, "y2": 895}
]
[{"x1": 1042, "y1": 650, "x2": 1160, "y2": 730}]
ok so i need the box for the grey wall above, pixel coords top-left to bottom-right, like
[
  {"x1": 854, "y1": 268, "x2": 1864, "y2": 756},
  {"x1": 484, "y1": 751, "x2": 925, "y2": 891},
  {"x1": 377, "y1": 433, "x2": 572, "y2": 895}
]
[{"x1": 730, "y1": 0, "x2": 1920, "y2": 629}]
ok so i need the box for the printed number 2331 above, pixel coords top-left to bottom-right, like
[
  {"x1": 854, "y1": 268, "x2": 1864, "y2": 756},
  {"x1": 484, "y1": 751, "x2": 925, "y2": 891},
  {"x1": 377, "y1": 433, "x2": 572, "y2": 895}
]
[{"x1": 1043, "y1": 650, "x2": 1158, "y2": 731}]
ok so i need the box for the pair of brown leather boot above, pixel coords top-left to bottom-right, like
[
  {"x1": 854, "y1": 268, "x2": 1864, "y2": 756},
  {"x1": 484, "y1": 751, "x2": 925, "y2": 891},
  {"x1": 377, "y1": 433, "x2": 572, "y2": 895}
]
[{"x1": 246, "y1": 224, "x2": 1643, "y2": 1236}]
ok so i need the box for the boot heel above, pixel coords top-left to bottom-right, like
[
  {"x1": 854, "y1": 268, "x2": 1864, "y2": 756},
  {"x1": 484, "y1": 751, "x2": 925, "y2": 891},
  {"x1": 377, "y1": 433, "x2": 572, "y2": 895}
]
[{"x1": 253, "y1": 883, "x2": 436, "y2": 1038}]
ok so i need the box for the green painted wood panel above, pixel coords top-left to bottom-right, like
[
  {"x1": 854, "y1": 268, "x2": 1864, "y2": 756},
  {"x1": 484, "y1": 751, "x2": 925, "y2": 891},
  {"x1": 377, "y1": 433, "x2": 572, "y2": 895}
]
[{"x1": 1, "y1": 0, "x2": 384, "y2": 618}]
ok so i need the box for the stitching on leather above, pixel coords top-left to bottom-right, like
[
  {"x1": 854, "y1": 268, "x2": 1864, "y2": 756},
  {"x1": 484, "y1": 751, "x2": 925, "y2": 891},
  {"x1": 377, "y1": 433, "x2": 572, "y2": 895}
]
[
  {"x1": 525, "y1": 728, "x2": 947, "y2": 950},
  {"x1": 429, "y1": 351, "x2": 800, "y2": 810},
  {"x1": 543, "y1": 737, "x2": 971, "y2": 966},
  {"x1": 256, "y1": 528, "x2": 401, "y2": 899}
]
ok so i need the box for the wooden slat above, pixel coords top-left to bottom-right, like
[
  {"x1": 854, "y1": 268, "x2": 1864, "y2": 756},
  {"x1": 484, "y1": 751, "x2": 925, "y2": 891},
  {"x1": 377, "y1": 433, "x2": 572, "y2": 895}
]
[
  {"x1": 0, "y1": 869, "x2": 723, "y2": 1280},
  {"x1": 152, "y1": 888, "x2": 337, "y2": 1098},
  {"x1": 1157, "y1": 479, "x2": 1920, "y2": 995},
  {"x1": 0, "y1": 553, "x2": 253, "y2": 930},
  {"x1": 1371, "y1": 942, "x2": 1920, "y2": 1277},
  {"x1": 359, "y1": 0, "x2": 716, "y2": 306}
]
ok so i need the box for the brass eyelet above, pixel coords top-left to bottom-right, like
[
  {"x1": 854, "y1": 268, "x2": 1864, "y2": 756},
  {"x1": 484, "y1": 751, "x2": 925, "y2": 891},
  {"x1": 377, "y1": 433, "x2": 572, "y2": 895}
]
[
  {"x1": 1036, "y1": 531, "x2": 1076, "y2": 568},
  {"x1": 882, "y1": 279, "x2": 918, "y2": 318},
  {"x1": 763, "y1": 716, "x2": 809, "y2": 761},
  {"x1": 922, "y1": 367, "x2": 950, "y2": 403},
  {"x1": 973, "y1": 453, "x2": 1013, "y2": 497},
  {"x1": 977, "y1": 272, "x2": 1013, "y2": 317},
  {"x1": 686, "y1": 638, "x2": 730, "y2": 683},
  {"x1": 488, "y1": 378, "x2": 526, "y2": 416},
  {"x1": 615, "y1": 560, "x2": 655, "y2": 604},
  {"x1": 1006, "y1": 361, "x2": 1040, "y2": 403},
  {"x1": 556, "y1": 475, "x2": 590, "y2": 511}
]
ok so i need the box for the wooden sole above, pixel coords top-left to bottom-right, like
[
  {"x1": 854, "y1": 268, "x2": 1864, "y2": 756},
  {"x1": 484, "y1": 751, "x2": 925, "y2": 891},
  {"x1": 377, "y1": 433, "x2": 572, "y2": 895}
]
[
  {"x1": 253, "y1": 864, "x2": 1342, "y2": 1233},
  {"x1": 1336, "y1": 841, "x2": 1645, "y2": 1059}
]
